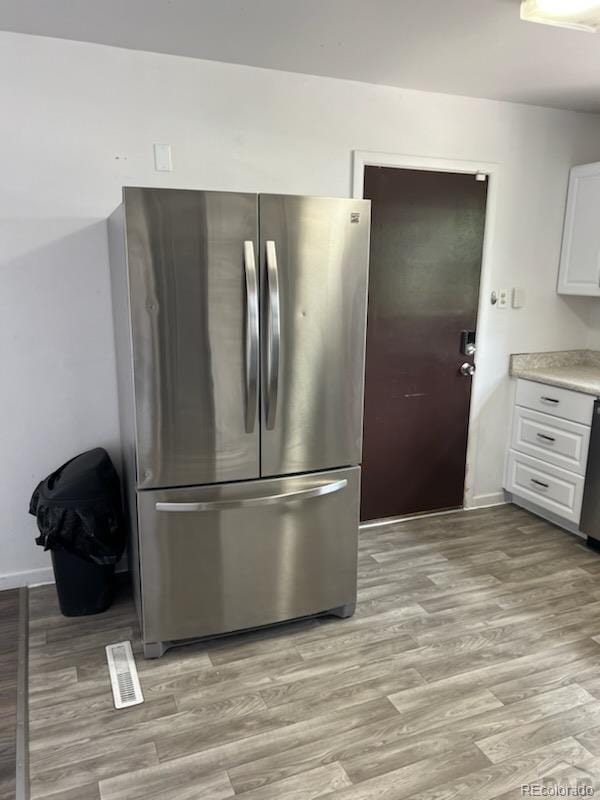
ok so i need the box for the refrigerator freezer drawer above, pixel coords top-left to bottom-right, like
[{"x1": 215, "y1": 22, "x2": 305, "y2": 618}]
[{"x1": 136, "y1": 467, "x2": 360, "y2": 647}]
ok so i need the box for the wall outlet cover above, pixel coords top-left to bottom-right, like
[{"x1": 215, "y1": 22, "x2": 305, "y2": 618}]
[{"x1": 497, "y1": 288, "x2": 509, "y2": 308}]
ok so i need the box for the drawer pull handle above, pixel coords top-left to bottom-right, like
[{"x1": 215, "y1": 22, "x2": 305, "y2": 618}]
[
  {"x1": 530, "y1": 478, "x2": 549, "y2": 489},
  {"x1": 155, "y1": 479, "x2": 348, "y2": 512},
  {"x1": 536, "y1": 433, "x2": 556, "y2": 443},
  {"x1": 540, "y1": 396, "x2": 559, "y2": 404}
]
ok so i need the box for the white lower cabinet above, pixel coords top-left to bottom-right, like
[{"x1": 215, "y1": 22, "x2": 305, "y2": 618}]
[{"x1": 505, "y1": 379, "x2": 594, "y2": 529}]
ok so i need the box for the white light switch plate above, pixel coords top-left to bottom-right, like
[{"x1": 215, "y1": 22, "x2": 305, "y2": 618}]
[
  {"x1": 154, "y1": 143, "x2": 172, "y2": 172},
  {"x1": 497, "y1": 288, "x2": 508, "y2": 308},
  {"x1": 512, "y1": 287, "x2": 525, "y2": 308}
]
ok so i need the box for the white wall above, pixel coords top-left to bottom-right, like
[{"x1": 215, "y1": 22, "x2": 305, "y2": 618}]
[
  {"x1": 2, "y1": 31, "x2": 600, "y2": 587},
  {"x1": 587, "y1": 306, "x2": 600, "y2": 348}
]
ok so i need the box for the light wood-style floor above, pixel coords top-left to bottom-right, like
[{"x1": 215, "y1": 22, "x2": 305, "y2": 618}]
[{"x1": 28, "y1": 504, "x2": 600, "y2": 800}]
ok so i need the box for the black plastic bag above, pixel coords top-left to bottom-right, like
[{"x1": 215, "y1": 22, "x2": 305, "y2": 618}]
[{"x1": 29, "y1": 448, "x2": 125, "y2": 566}]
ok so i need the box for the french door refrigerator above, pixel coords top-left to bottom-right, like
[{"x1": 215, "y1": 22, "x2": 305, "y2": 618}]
[{"x1": 108, "y1": 188, "x2": 370, "y2": 657}]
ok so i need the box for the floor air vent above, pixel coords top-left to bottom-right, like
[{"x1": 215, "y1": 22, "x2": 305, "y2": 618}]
[{"x1": 105, "y1": 641, "x2": 144, "y2": 709}]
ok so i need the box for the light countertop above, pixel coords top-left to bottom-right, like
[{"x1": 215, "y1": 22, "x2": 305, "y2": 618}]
[{"x1": 509, "y1": 350, "x2": 600, "y2": 396}]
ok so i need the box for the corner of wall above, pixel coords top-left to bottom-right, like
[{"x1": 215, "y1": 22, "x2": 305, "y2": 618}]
[{"x1": 586, "y1": 300, "x2": 600, "y2": 350}]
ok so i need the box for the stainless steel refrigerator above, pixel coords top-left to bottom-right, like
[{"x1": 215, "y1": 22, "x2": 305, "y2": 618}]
[{"x1": 108, "y1": 188, "x2": 370, "y2": 657}]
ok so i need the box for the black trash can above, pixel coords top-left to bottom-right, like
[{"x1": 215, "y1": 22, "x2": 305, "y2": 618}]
[
  {"x1": 51, "y1": 550, "x2": 115, "y2": 616},
  {"x1": 30, "y1": 448, "x2": 125, "y2": 617}
]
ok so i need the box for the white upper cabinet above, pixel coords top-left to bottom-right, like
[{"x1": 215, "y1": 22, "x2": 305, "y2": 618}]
[{"x1": 557, "y1": 162, "x2": 600, "y2": 296}]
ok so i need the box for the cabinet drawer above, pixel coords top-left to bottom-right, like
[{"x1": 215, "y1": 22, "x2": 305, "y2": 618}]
[
  {"x1": 515, "y1": 379, "x2": 594, "y2": 425},
  {"x1": 511, "y1": 406, "x2": 590, "y2": 476},
  {"x1": 505, "y1": 450, "x2": 584, "y2": 524}
]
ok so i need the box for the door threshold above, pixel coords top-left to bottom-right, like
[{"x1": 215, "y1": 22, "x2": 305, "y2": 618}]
[{"x1": 359, "y1": 506, "x2": 465, "y2": 529}]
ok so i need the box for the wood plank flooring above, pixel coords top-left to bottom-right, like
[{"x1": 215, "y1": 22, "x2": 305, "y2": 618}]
[
  {"x1": 27, "y1": 504, "x2": 600, "y2": 799},
  {"x1": 0, "y1": 589, "x2": 19, "y2": 800}
]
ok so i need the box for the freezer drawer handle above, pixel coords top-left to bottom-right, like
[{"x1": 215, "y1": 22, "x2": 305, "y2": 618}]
[
  {"x1": 540, "y1": 396, "x2": 559, "y2": 404},
  {"x1": 530, "y1": 478, "x2": 549, "y2": 490},
  {"x1": 536, "y1": 433, "x2": 556, "y2": 443},
  {"x1": 243, "y1": 241, "x2": 259, "y2": 433},
  {"x1": 155, "y1": 478, "x2": 348, "y2": 512},
  {"x1": 265, "y1": 240, "x2": 281, "y2": 430}
]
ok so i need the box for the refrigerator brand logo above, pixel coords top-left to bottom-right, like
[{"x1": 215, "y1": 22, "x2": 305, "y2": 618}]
[{"x1": 350, "y1": 212, "x2": 361, "y2": 224}]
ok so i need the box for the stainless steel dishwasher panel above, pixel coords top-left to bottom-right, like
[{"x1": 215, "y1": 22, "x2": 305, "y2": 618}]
[{"x1": 136, "y1": 466, "x2": 360, "y2": 645}]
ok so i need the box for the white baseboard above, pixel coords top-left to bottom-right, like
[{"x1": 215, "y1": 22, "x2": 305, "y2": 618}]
[
  {"x1": 467, "y1": 491, "x2": 508, "y2": 509},
  {"x1": 0, "y1": 566, "x2": 55, "y2": 591}
]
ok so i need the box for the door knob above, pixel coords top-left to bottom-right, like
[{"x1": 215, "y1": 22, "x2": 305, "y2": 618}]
[{"x1": 460, "y1": 362, "x2": 475, "y2": 377}]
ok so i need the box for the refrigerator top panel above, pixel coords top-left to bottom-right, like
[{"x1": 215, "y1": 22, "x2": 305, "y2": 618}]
[
  {"x1": 259, "y1": 194, "x2": 371, "y2": 477},
  {"x1": 122, "y1": 187, "x2": 260, "y2": 490}
]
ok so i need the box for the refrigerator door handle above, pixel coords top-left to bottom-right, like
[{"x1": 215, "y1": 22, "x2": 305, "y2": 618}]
[
  {"x1": 265, "y1": 240, "x2": 281, "y2": 430},
  {"x1": 243, "y1": 240, "x2": 259, "y2": 433},
  {"x1": 155, "y1": 478, "x2": 347, "y2": 512}
]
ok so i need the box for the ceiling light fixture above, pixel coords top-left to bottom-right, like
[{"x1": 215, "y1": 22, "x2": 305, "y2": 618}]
[{"x1": 520, "y1": 0, "x2": 600, "y2": 31}]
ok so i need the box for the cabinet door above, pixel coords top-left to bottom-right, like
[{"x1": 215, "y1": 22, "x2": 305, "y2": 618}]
[{"x1": 558, "y1": 163, "x2": 600, "y2": 296}]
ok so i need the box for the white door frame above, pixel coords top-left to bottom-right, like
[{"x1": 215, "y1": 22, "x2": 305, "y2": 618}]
[{"x1": 352, "y1": 150, "x2": 500, "y2": 510}]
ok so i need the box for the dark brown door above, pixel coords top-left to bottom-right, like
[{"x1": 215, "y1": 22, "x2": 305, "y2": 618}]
[{"x1": 361, "y1": 166, "x2": 487, "y2": 522}]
